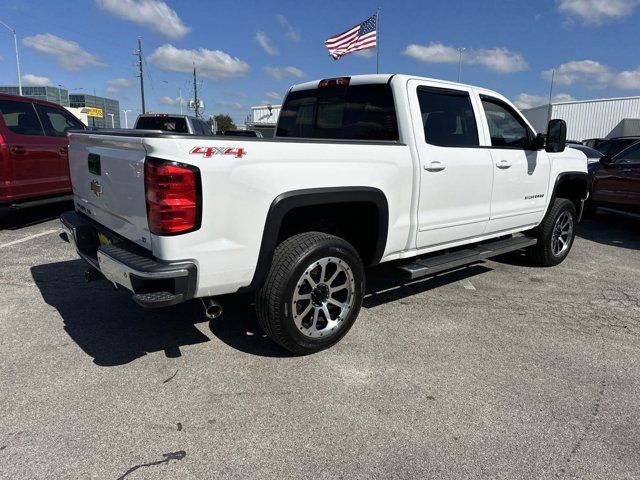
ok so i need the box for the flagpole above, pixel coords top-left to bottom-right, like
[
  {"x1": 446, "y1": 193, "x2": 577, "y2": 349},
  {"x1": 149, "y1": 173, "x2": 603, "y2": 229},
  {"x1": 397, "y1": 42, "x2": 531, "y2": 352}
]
[{"x1": 376, "y1": 8, "x2": 380, "y2": 74}]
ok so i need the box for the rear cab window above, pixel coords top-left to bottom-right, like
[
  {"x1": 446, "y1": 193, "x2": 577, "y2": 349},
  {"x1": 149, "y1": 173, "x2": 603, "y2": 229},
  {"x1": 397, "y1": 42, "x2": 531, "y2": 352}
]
[
  {"x1": 276, "y1": 82, "x2": 399, "y2": 141},
  {"x1": 135, "y1": 116, "x2": 189, "y2": 133},
  {"x1": 0, "y1": 99, "x2": 44, "y2": 136}
]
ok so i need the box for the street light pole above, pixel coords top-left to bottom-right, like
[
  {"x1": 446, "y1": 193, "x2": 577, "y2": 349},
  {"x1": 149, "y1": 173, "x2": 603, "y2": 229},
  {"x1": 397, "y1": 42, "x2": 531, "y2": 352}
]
[
  {"x1": 0, "y1": 20, "x2": 22, "y2": 95},
  {"x1": 122, "y1": 109, "x2": 132, "y2": 128},
  {"x1": 457, "y1": 47, "x2": 466, "y2": 83}
]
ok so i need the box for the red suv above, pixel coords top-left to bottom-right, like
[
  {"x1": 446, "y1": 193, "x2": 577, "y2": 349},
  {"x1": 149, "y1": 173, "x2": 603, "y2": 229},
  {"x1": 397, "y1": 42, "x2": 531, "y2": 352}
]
[{"x1": 0, "y1": 93, "x2": 85, "y2": 211}]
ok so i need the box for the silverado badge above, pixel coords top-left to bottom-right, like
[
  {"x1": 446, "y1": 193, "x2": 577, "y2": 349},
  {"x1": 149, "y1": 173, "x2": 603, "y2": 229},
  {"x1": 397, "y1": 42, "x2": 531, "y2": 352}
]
[{"x1": 90, "y1": 180, "x2": 103, "y2": 197}]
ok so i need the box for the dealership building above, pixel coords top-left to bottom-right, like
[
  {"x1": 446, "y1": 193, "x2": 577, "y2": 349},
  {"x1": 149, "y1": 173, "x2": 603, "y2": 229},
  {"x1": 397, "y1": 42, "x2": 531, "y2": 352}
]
[
  {"x1": 69, "y1": 94, "x2": 120, "y2": 129},
  {"x1": 522, "y1": 96, "x2": 640, "y2": 142},
  {"x1": 0, "y1": 85, "x2": 70, "y2": 107}
]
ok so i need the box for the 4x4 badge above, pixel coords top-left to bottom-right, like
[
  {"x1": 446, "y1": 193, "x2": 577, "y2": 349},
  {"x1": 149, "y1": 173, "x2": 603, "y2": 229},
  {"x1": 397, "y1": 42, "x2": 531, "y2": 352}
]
[
  {"x1": 90, "y1": 180, "x2": 103, "y2": 197},
  {"x1": 189, "y1": 146, "x2": 246, "y2": 158}
]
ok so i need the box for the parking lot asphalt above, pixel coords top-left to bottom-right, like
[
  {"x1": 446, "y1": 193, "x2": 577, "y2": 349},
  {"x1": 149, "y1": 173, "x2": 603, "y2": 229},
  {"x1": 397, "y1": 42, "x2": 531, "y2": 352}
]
[{"x1": 0, "y1": 203, "x2": 639, "y2": 479}]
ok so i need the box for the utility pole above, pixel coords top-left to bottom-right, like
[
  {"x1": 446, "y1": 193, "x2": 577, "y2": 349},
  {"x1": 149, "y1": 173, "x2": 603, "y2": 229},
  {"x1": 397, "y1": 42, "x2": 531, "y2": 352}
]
[
  {"x1": 136, "y1": 37, "x2": 146, "y2": 114},
  {"x1": 457, "y1": 47, "x2": 466, "y2": 82},
  {"x1": 122, "y1": 109, "x2": 132, "y2": 128},
  {"x1": 547, "y1": 69, "x2": 556, "y2": 124},
  {"x1": 192, "y1": 64, "x2": 200, "y2": 119},
  {"x1": 0, "y1": 20, "x2": 22, "y2": 95}
]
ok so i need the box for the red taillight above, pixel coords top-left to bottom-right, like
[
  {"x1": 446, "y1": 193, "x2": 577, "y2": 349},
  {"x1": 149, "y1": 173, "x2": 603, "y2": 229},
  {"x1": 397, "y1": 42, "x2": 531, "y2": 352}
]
[
  {"x1": 144, "y1": 157, "x2": 201, "y2": 235},
  {"x1": 318, "y1": 77, "x2": 351, "y2": 88}
]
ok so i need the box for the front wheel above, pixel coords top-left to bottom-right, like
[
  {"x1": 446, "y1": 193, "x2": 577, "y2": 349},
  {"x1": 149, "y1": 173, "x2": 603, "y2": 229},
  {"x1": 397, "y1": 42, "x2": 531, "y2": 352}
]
[
  {"x1": 528, "y1": 198, "x2": 577, "y2": 266},
  {"x1": 255, "y1": 232, "x2": 365, "y2": 355}
]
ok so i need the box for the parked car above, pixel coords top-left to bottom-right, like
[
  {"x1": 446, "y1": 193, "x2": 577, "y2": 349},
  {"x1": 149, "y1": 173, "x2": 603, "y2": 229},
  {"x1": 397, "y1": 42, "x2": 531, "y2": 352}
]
[
  {"x1": 594, "y1": 136, "x2": 640, "y2": 157},
  {"x1": 583, "y1": 138, "x2": 607, "y2": 149},
  {"x1": 134, "y1": 114, "x2": 213, "y2": 136},
  {"x1": 588, "y1": 141, "x2": 640, "y2": 217},
  {"x1": 223, "y1": 129, "x2": 264, "y2": 138},
  {"x1": 568, "y1": 144, "x2": 603, "y2": 163},
  {"x1": 60, "y1": 74, "x2": 588, "y2": 354},
  {"x1": 0, "y1": 93, "x2": 85, "y2": 212},
  {"x1": 566, "y1": 140, "x2": 583, "y2": 146}
]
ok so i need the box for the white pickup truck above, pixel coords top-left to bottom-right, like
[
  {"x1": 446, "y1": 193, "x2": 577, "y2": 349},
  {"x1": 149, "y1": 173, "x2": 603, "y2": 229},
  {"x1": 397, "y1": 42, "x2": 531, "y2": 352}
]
[{"x1": 61, "y1": 74, "x2": 588, "y2": 354}]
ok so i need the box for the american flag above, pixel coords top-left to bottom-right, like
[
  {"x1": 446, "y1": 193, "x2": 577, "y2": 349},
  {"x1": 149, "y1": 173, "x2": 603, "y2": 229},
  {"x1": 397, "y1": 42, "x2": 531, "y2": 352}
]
[{"x1": 325, "y1": 14, "x2": 377, "y2": 60}]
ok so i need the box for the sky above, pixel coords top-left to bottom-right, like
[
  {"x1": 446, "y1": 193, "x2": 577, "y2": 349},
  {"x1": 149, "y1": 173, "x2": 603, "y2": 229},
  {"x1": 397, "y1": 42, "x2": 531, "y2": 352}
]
[{"x1": 1, "y1": 0, "x2": 639, "y2": 126}]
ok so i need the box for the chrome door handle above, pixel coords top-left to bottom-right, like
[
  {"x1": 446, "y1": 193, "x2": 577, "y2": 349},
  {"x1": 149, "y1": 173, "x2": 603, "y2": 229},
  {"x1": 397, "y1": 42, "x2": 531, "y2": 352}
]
[
  {"x1": 424, "y1": 161, "x2": 446, "y2": 172},
  {"x1": 496, "y1": 159, "x2": 512, "y2": 169}
]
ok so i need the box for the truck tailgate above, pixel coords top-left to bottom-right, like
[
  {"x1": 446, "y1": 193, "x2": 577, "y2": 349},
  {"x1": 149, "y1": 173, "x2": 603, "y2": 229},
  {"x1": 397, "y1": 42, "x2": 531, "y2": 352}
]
[{"x1": 68, "y1": 133, "x2": 151, "y2": 249}]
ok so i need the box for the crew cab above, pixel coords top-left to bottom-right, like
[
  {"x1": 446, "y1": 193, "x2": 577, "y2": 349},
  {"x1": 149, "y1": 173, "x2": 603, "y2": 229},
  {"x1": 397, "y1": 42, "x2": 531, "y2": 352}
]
[
  {"x1": 134, "y1": 114, "x2": 213, "y2": 136},
  {"x1": 60, "y1": 74, "x2": 589, "y2": 354},
  {"x1": 0, "y1": 93, "x2": 85, "y2": 212}
]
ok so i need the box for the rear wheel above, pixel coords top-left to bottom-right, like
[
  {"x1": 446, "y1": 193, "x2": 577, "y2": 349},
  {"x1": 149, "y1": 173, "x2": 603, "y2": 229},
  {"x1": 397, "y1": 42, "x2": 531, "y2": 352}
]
[
  {"x1": 255, "y1": 232, "x2": 365, "y2": 355},
  {"x1": 529, "y1": 198, "x2": 577, "y2": 266}
]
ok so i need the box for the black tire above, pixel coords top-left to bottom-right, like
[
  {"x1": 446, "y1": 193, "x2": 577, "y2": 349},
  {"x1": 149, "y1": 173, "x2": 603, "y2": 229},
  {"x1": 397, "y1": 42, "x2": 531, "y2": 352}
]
[
  {"x1": 255, "y1": 232, "x2": 365, "y2": 355},
  {"x1": 528, "y1": 198, "x2": 577, "y2": 266}
]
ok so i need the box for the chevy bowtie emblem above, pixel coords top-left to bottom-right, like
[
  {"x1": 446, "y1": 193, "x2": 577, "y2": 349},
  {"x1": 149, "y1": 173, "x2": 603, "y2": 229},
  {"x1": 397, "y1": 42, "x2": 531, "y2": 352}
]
[{"x1": 90, "y1": 180, "x2": 103, "y2": 197}]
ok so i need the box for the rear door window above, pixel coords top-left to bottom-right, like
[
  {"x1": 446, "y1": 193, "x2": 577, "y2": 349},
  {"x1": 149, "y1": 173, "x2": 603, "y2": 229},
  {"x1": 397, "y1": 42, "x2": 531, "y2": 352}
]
[
  {"x1": 417, "y1": 87, "x2": 479, "y2": 147},
  {"x1": 36, "y1": 104, "x2": 84, "y2": 137},
  {"x1": 0, "y1": 99, "x2": 44, "y2": 136},
  {"x1": 614, "y1": 142, "x2": 640, "y2": 164},
  {"x1": 276, "y1": 83, "x2": 399, "y2": 141}
]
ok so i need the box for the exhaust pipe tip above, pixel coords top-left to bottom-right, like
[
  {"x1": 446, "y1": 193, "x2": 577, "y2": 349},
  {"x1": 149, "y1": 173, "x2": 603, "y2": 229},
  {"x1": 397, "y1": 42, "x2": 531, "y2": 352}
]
[{"x1": 201, "y1": 297, "x2": 223, "y2": 319}]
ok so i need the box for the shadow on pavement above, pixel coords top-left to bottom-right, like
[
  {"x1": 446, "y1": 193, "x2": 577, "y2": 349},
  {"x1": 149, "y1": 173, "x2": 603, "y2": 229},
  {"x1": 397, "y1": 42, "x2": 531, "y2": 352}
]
[
  {"x1": 32, "y1": 258, "x2": 496, "y2": 363},
  {"x1": 0, "y1": 201, "x2": 73, "y2": 231},
  {"x1": 576, "y1": 213, "x2": 640, "y2": 250},
  {"x1": 31, "y1": 259, "x2": 294, "y2": 364}
]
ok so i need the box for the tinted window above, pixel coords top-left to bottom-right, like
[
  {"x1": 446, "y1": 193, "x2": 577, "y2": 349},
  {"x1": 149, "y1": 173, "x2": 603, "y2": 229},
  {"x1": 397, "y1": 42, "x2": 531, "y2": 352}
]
[
  {"x1": 199, "y1": 121, "x2": 212, "y2": 135},
  {"x1": 277, "y1": 84, "x2": 398, "y2": 141},
  {"x1": 481, "y1": 97, "x2": 531, "y2": 148},
  {"x1": 135, "y1": 116, "x2": 188, "y2": 133},
  {"x1": 0, "y1": 99, "x2": 44, "y2": 136},
  {"x1": 596, "y1": 138, "x2": 638, "y2": 156},
  {"x1": 417, "y1": 87, "x2": 479, "y2": 147},
  {"x1": 615, "y1": 141, "x2": 640, "y2": 164},
  {"x1": 192, "y1": 119, "x2": 204, "y2": 135},
  {"x1": 37, "y1": 104, "x2": 84, "y2": 137}
]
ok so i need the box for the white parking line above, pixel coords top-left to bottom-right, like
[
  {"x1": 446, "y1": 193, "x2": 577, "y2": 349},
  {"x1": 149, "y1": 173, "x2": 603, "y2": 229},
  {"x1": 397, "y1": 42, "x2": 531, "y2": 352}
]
[
  {"x1": 0, "y1": 229, "x2": 60, "y2": 249},
  {"x1": 460, "y1": 279, "x2": 476, "y2": 290}
]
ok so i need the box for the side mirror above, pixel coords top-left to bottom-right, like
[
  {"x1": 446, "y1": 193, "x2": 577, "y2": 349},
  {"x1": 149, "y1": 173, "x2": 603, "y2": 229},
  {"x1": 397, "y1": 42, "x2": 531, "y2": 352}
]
[
  {"x1": 599, "y1": 154, "x2": 613, "y2": 166},
  {"x1": 545, "y1": 119, "x2": 567, "y2": 153},
  {"x1": 530, "y1": 133, "x2": 545, "y2": 150}
]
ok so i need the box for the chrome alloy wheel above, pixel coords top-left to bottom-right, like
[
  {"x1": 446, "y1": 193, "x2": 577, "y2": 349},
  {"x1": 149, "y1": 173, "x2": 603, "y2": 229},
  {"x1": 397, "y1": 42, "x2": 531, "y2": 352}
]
[
  {"x1": 551, "y1": 210, "x2": 574, "y2": 256},
  {"x1": 292, "y1": 256, "x2": 356, "y2": 338}
]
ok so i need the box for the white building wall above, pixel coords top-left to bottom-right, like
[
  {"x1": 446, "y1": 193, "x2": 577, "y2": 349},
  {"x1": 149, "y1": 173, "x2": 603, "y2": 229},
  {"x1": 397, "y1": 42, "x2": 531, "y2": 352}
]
[
  {"x1": 251, "y1": 105, "x2": 281, "y2": 125},
  {"x1": 523, "y1": 97, "x2": 640, "y2": 141}
]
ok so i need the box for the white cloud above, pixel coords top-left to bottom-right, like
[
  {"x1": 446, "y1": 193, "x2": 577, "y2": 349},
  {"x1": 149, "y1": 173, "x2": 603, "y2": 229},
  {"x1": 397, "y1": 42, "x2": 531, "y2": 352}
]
[
  {"x1": 149, "y1": 44, "x2": 249, "y2": 80},
  {"x1": 21, "y1": 74, "x2": 52, "y2": 86},
  {"x1": 106, "y1": 77, "x2": 133, "y2": 93},
  {"x1": 255, "y1": 31, "x2": 278, "y2": 55},
  {"x1": 264, "y1": 66, "x2": 306, "y2": 80},
  {"x1": 543, "y1": 60, "x2": 613, "y2": 85},
  {"x1": 558, "y1": 0, "x2": 640, "y2": 23},
  {"x1": 265, "y1": 91, "x2": 281, "y2": 100},
  {"x1": 513, "y1": 93, "x2": 576, "y2": 110},
  {"x1": 276, "y1": 14, "x2": 300, "y2": 41},
  {"x1": 353, "y1": 49, "x2": 375, "y2": 59},
  {"x1": 158, "y1": 95, "x2": 180, "y2": 105},
  {"x1": 544, "y1": 60, "x2": 640, "y2": 90},
  {"x1": 22, "y1": 34, "x2": 105, "y2": 71},
  {"x1": 614, "y1": 69, "x2": 640, "y2": 89},
  {"x1": 96, "y1": 0, "x2": 190, "y2": 39},
  {"x1": 403, "y1": 42, "x2": 528, "y2": 73}
]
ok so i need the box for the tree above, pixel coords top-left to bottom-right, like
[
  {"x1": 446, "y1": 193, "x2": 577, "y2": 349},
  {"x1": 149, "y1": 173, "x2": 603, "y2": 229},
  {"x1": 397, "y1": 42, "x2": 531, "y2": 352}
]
[{"x1": 211, "y1": 114, "x2": 236, "y2": 132}]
